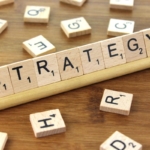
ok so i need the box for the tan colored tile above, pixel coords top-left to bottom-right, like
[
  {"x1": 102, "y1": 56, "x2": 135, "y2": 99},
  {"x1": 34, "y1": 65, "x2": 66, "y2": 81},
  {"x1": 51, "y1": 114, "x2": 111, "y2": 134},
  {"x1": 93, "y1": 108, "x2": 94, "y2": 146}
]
[
  {"x1": 0, "y1": 19, "x2": 8, "y2": 34},
  {"x1": 0, "y1": 132, "x2": 8, "y2": 150}
]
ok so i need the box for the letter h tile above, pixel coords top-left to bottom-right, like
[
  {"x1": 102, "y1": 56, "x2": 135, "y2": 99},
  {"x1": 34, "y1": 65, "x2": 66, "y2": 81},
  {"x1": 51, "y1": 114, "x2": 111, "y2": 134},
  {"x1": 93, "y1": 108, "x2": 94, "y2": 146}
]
[
  {"x1": 100, "y1": 131, "x2": 142, "y2": 150},
  {"x1": 30, "y1": 109, "x2": 66, "y2": 138},
  {"x1": 100, "y1": 89, "x2": 133, "y2": 115}
]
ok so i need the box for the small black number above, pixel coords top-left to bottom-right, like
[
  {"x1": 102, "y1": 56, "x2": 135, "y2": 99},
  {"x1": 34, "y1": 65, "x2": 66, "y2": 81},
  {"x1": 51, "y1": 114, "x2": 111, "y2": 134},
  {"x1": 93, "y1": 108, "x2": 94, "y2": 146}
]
[
  {"x1": 27, "y1": 77, "x2": 31, "y2": 83},
  {"x1": 97, "y1": 59, "x2": 100, "y2": 65},
  {"x1": 129, "y1": 142, "x2": 136, "y2": 148},
  {"x1": 3, "y1": 84, "x2": 7, "y2": 90},
  {"x1": 139, "y1": 48, "x2": 143, "y2": 54},
  {"x1": 76, "y1": 67, "x2": 79, "y2": 72},
  {"x1": 120, "y1": 54, "x2": 123, "y2": 59},
  {"x1": 51, "y1": 70, "x2": 54, "y2": 76}
]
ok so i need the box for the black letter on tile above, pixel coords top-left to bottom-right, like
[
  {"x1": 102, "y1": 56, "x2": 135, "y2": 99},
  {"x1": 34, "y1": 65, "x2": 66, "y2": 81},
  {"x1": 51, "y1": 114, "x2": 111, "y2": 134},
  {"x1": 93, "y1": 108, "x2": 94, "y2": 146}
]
[
  {"x1": 83, "y1": 49, "x2": 92, "y2": 62},
  {"x1": 105, "y1": 96, "x2": 120, "y2": 105},
  {"x1": 12, "y1": 66, "x2": 23, "y2": 80},
  {"x1": 108, "y1": 44, "x2": 119, "y2": 57},
  {"x1": 63, "y1": 57, "x2": 74, "y2": 71},
  {"x1": 38, "y1": 118, "x2": 54, "y2": 128},
  {"x1": 110, "y1": 140, "x2": 126, "y2": 150},
  {"x1": 37, "y1": 60, "x2": 50, "y2": 74},
  {"x1": 34, "y1": 42, "x2": 47, "y2": 50},
  {"x1": 127, "y1": 38, "x2": 139, "y2": 51}
]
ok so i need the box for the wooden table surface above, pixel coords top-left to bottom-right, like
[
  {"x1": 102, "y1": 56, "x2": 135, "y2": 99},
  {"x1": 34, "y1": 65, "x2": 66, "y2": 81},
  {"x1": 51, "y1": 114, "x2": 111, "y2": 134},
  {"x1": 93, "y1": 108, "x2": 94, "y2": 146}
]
[{"x1": 0, "y1": 0, "x2": 150, "y2": 149}]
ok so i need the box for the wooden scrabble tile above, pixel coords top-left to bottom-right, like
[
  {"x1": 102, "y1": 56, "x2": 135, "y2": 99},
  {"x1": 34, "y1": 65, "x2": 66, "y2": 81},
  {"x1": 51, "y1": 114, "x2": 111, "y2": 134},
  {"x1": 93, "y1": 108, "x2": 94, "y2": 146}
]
[
  {"x1": 8, "y1": 59, "x2": 38, "y2": 93},
  {"x1": 0, "y1": 132, "x2": 8, "y2": 150},
  {"x1": 107, "y1": 18, "x2": 135, "y2": 36},
  {"x1": 100, "y1": 89, "x2": 133, "y2": 115},
  {"x1": 79, "y1": 42, "x2": 105, "y2": 74},
  {"x1": 24, "y1": 6, "x2": 50, "y2": 23},
  {"x1": 100, "y1": 131, "x2": 142, "y2": 150},
  {"x1": 61, "y1": 17, "x2": 91, "y2": 38},
  {"x1": 110, "y1": 0, "x2": 134, "y2": 10},
  {"x1": 56, "y1": 48, "x2": 83, "y2": 80},
  {"x1": 23, "y1": 35, "x2": 56, "y2": 57},
  {"x1": 60, "y1": 0, "x2": 87, "y2": 7},
  {"x1": 0, "y1": 66, "x2": 14, "y2": 98},
  {"x1": 0, "y1": 0, "x2": 14, "y2": 6},
  {"x1": 0, "y1": 19, "x2": 8, "y2": 34},
  {"x1": 100, "y1": 37, "x2": 126, "y2": 68},
  {"x1": 122, "y1": 32, "x2": 147, "y2": 62},
  {"x1": 30, "y1": 109, "x2": 66, "y2": 138},
  {"x1": 141, "y1": 28, "x2": 150, "y2": 57},
  {"x1": 33, "y1": 54, "x2": 61, "y2": 87}
]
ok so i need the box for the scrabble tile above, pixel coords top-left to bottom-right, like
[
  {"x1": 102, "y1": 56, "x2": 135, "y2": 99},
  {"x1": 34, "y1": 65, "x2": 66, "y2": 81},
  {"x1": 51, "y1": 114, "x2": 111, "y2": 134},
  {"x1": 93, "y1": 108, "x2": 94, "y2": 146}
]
[
  {"x1": 56, "y1": 48, "x2": 83, "y2": 80},
  {"x1": 0, "y1": 132, "x2": 8, "y2": 150},
  {"x1": 100, "y1": 37, "x2": 126, "y2": 68},
  {"x1": 24, "y1": 6, "x2": 50, "y2": 23},
  {"x1": 33, "y1": 54, "x2": 61, "y2": 87},
  {"x1": 23, "y1": 35, "x2": 56, "y2": 57},
  {"x1": 100, "y1": 131, "x2": 142, "y2": 150},
  {"x1": 60, "y1": 0, "x2": 87, "y2": 7},
  {"x1": 0, "y1": 19, "x2": 8, "y2": 34},
  {"x1": 100, "y1": 89, "x2": 133, "y2": 115},
  {"x1": 8, "y1": 59, "x2": 38, "y2": 93},
  {"x1": 61, "y1": 17, "x2": 91, "y2": 38},
  {"x1": 141, "y1": 28, "x2": 150, "y2": 57},
  {"x1": 110, "y1": 0, "x2": 134, "y2": 10},
  {"x1": 79, "y1": 42, "x2": 105, "y2": 74},
  {"x1": 0, "y1": 66, "x2": 14, "y2": 98},
  {"x1": 0, "y1": 0, "x2": 14, "y2": 6},
  {"x1": 30, "y1": 109, "x2": 66, "y2": 138},
  {"x1": 122, "y1": 32, "x2": 147, "y2": 62},
  {"x1": 107, "y1": 18, "x2": 135, "y2": 37}
]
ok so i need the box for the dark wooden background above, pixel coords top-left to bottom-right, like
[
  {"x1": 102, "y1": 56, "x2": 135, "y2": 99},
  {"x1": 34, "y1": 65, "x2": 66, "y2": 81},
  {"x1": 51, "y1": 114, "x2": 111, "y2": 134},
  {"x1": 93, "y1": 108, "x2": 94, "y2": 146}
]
[{"x1": 0, "y1": 0, "x2": 150, "y2": 149}]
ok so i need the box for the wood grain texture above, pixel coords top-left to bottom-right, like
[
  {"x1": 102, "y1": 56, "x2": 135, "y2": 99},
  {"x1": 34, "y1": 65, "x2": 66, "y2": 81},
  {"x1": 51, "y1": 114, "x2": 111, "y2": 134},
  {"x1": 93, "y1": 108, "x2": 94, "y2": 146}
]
[{"x1": 0, "y1": 0, "x2": 150, "y2": 150}]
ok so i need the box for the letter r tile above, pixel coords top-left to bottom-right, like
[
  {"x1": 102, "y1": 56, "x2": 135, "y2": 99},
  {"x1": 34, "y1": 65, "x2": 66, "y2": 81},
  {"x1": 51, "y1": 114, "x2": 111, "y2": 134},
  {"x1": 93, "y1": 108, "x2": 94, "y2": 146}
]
[
  {"x1": 8, "y1": 59, "x2": 38, "y2": 93},
  {"x1": 56, "y1": 48, "x2": 83, "y2": 80},
  {"x1": 100, "y1": 37, "x2": 126, "y2": 68},
  {"x1": 122, "y1": 32, "x2": 147, "y2": 62},
  {"x1": 100, "y1": 89, "x2": 133, "y2": 115},
  {"x1": 30, "y1": 109, "x2": 66, "y2": 138},
  {"x1": 100, "y1": 131, "x2": 142, "y2": 150}
]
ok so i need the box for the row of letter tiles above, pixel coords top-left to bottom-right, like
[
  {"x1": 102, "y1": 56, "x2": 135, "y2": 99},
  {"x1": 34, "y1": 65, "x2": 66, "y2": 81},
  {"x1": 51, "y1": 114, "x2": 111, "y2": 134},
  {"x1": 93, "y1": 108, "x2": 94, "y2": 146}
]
[
  {"x1": 0, "y1": 0, "x2": 14, "y2": 6},
  {"x1": 0, "y1": 29, "x2": 150, "y2": 97},
  {"x1": 30, "y1": 109, "x2": 66, "y2": 138},
  {"x1": 60, "y1": 0, "x2": 87, "y2": 7},
  {"x1": 100, "y1": 131, "x2": 142, "y2": 150}
]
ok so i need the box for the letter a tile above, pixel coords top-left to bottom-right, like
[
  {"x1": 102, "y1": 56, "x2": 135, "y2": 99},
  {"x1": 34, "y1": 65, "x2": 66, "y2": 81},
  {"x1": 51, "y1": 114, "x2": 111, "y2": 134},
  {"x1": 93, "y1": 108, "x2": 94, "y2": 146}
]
[
  {"x1": 30, "y1": 109, "x2": 66, "y2": 138},
  {"x1": 100, "y1": 89, "x2": 133, "y2": 115},
  {"x1": 23, "y1": 35, "x2": 56, "y2": 57},
  {"x1": 56, "y1": 48, "x2": 83, "y2": 80},
  {"x1": 101, "y1": 37, "x2": 126, "y2": 68},
  {"x1": 100, "y1": 131, "x2": 142, "y2": 150},
  {"x1": 122, "y1": 32, "x2": 147, "y2": 62},
  {"x1": 0, "y1": 132, "x2": 8, "y2": 150},
  {"x1": 8, "y1": 59, "x2": 38, "y2": 93}
]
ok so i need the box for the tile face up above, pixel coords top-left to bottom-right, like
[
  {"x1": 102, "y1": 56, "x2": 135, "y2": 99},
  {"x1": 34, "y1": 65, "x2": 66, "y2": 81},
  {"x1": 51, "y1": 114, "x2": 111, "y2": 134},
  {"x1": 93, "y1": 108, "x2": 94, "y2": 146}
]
[
  {"x1": 23, "y1": 35, "x2": 56, "y2": 57},
  {"x1": 0, "y1": 66, "x2": 14, "y2": 98},
  {"x1": 79, "y1": 42, "x2": 105, "y2": 74},
  {"x1": 100, "y1": 131, "x2": 142, "y2": 150},
  {"x1": 101, "y1": 37, "x2": 126, "y2": 68},
  {"x1": 33, "y1": 54, "x2": 61, "y2": 87},
  {"x1": 0, "y1": 19, "x2": 8, "y2": 34},
  {"x1": 142, "y1": 28, "x2": 150, "y2": 57},
  {"x1": 56, "y1": 48, "x2": 83, "y2": 80},
  {"x1": 0, "y1": 0, "x2": 14, "y2": 6},
  {"x1": 107, "y1": 18, "x2": 135, "y2": 36},
  {"x1": 8, "y1": 59, "x2": 38, "y2": 93},
  {"x1": 30, "y1": 109, "x2": 66, "y2": 138},
  {"x1": 60, "y1": 0, "x2": 87, "y2": 7},
  {"x1": 122, "y1": 32, "x2": 147, "y2": 62},
  {"x1": 100, "y1": 89, "x2": 133, "y2": 115},
  {"x1": 24, "y1": 6, "x2": 50, "y2": 23},
  {"x1": 110, "y1": 0, "x2": 134, "y2": 10},
  {"x1": 0, "y1": 132, "x2": 8, "y2": 150},
  {"x1": 61, "y1": 17, "x2": 91, "y2": 38}
]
